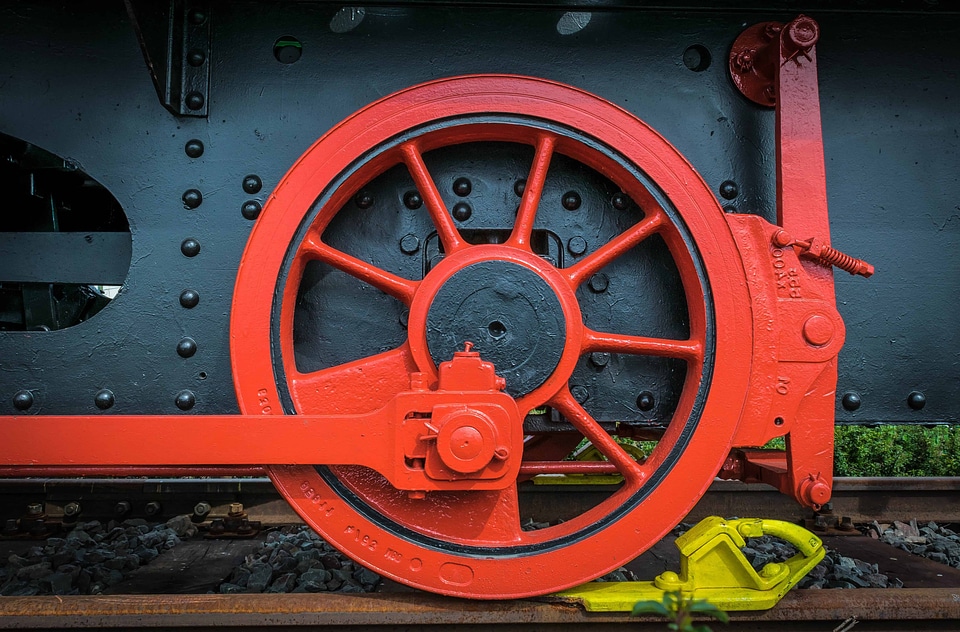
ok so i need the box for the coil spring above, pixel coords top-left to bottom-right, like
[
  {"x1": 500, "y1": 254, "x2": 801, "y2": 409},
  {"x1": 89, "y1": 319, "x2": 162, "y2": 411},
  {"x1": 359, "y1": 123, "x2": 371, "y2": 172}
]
[{"x1": 815, "y1": 245, "x2": 873, "y2": 277}]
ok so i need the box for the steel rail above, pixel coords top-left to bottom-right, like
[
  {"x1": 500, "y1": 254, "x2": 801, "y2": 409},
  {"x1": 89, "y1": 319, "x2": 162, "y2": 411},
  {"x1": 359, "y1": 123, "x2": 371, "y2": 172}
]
[
  {"x1": 0, "y1": 589, "x2": 957, "y2": 630},
  {"x1": 3, "y1": 477, "x2": 959, "y2": 525}
]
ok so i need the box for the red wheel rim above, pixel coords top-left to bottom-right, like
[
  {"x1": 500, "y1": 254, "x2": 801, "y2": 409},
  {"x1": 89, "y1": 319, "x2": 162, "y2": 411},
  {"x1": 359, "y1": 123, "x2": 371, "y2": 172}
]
[{"x1": 231, "y1": 75, "x2": 753, "y2": 598}]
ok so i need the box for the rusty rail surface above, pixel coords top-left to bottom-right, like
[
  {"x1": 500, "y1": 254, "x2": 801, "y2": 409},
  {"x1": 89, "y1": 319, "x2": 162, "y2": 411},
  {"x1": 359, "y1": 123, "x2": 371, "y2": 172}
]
[
  {"x1": 0, "y1": 589, "x2": 958, "y2": 630},
  {"x1": 3, "y1": 477, "x2": 960, "y2": 525}
]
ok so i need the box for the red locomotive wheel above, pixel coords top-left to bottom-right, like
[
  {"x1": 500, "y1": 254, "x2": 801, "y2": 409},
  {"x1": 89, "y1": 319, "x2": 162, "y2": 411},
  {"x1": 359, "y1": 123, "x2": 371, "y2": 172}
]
[{"x1": 231, "y1": 75, "x2": 754, "y2": 598}]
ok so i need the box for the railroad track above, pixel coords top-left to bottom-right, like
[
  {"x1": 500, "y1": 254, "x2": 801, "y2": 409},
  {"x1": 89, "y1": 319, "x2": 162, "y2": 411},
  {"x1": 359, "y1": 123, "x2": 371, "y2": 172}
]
[
  {"x1": 0, "y1": 589, "x2": 958, "y2": 631},
  {"x1": 3, "y1": 476, "x2": 960, "y2": 629},
  {"x1": 3, "y1": 477, "x2": 960, "y2": 525}
]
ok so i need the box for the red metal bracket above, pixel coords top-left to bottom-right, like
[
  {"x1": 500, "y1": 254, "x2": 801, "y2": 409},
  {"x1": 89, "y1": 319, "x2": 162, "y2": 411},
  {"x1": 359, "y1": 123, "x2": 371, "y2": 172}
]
[{"x1": 726, "y1": 15, "x2": 873, "y2": 510}]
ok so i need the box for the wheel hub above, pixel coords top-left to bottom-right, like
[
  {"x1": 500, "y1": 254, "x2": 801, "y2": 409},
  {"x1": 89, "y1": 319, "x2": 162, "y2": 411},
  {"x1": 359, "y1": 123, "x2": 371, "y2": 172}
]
[{"x1": 425, "y1": 260, "x2": 566, "y2": 396}]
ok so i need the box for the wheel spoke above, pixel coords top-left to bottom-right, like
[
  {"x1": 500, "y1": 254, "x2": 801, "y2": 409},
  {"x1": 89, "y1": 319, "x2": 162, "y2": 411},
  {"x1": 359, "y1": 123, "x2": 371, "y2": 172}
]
[
  {"x1": 302, "y1": 233, "x2": 419, "y2": 306},
  {"x1": 400, "y1": 142, "x2": 467, "y2": 255},
  {"x1": 289, "y1": 345, "x2": 417, "y2": 415},
  {"x1": 582, "y1": 328, "x2": 702, "y2": 363},
  {"x1": 564, "y1": 210, "x2": 664, "y2": 288},
  {"x1": 507, "y1": 133, "x2": 556, "y2": 249},
  {"x1": 549, "y1": 389, "x2": 645, "y2": 485},
  {"x1": 470, "y1": 484, "x2": 525, "y2": 544}
]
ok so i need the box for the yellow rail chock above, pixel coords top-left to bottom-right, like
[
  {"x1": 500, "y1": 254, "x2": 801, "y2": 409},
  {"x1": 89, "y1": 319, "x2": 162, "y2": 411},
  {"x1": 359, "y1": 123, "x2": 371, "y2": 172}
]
[{"x1": 552, "y1": 516, "x2": 824, "y2": 612}]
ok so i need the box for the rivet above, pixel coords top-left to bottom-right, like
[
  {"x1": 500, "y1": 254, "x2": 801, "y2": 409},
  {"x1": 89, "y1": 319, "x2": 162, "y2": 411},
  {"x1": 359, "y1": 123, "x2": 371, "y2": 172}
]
[
  {"x1": 636, "y1": 391, "x2": 655, "y2": 411},
  {"x1": 723, "y1": 205, "x2": 737, "y2": 214},
  {"x1": 12, "y1": 390, "x2": 34, "y2": 411},
  {"x1": 180, "y1": 238, "x2": 201, "y2": 257},
  {"x1": 182, "y1": 189, "x2": 202, "y2": 209},
  {"x1": 175, "y1": 390, "x2": 196, "y2": 411},
  {"x1": 452, "y1": 202, "x2": 472, "y2": 221},
  {"x1": 400, "y1": 234, "x2": 420, "y2": 255},
  {"x1": 187, "y1": 49, "x2": 206, "y2": 67},
  {"x1": 398, "y1": 309, "x2": 409, "y2": 329},
  {"x1": 571, "y1": 385, "x2": 589, "y2": 404},
  {"x1": 514, "y1": 179, "x2": 526, "y2": 197},
  {"x1": 802, "y1": 314, "x2": 835, "y2": 346},
  {"x1": 612, "y1": 193, "x2": 631, "y2": 210},
  {"x1": 562, "y1": 191, "x2": 582, "y2": 211},
  {"x1": 184, "y1": 139, "x2": 204, "y2": 158},
  {"x1": 589, "y1": 352, "x2": 610, "y2": 368},
  {"x1": 94, "y1": 389, "x2": 115, "y2": 410},
  {"x1": 179, "y1": 289, "x2": 200, "y2": 308},
  {"x1": 242, "y1": 174, "x2": 262, "y2": 194},
  {"x1": 719, "y1": 180, "x2": 739, "y2": 200},
  {"x1": 588, "y1": 273, "x2": 609, "y2": 293},
  {"x1": 241, "y1": 200, "x2": 262, "y2": 220},
  {"x1": 453, "y1": 177, "x2": 472, "y2": 197},
  {"x1": 567, "y1": 236, "x2": 587, "y2": 256},
  {"x1": 403, "y1": 190, "x2": 423, "y2": 210},
  {"x1": 841, "y1": 391, "x2": 861, "y2": 411},
  {"x1": 354, "y1": 190, "x2": 374, "y2": 209},
  {"x1": 907, "y1": 391, "x2": 926, "y2": 410},
  {"x1": 184, "y1": 92, "x2": 205, "y2": 111},
  {"x1": 177, "y1": 337, "x2": 198, "y2": 358},
  {"x1": 188, "y1": 9, "x2": 207, "y2": 25}
]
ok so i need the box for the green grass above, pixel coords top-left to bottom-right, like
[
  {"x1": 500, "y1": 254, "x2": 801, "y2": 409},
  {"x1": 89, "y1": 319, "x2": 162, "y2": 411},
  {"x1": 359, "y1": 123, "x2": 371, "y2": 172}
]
[{"x1": 834, "y1": 425, "x2": 960, "y2": 477}]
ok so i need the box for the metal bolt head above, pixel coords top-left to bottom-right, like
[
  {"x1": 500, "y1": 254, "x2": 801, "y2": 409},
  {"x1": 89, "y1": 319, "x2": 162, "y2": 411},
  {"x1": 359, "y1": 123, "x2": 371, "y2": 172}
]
[
  {"x1": 733, "y1": 49, "x2": 755, "y2": 73},
  {"x1": 636, "y1": 391, "x2": 655, "y2": 412},
  {"x1": 188, "y1": 9, "x2": 207, "y2": 25},
  {"x1": 452, "y1": 177, "x2": 472, "y2": 197},
  {"x1": 611, "y1": 193, "x2": 630, "y2": 210},
  {"x1": 13, "y1": 390, "x2": 34, "y2": 411},
  {"x1": 27, "y1": 503, "x2": 43, "y2": 516},
  {"x1": 907, "y1": 391, "x2": 926, "y2": 410},
  {"x1": 571, "y1": 385, "x2": 589, "y2": 404},
  {"x1": 588, "y1": 273, "x2": 609, "y2": 293},
  {"x1": 175, "y1": 390, "x2": 196, "y2": 411},
  {"x1": 63, "y1": 502, "x2": 81, "y2": 517},
  {"x1": 114, "y1": 501, "x2": 131, "y2": 517},
  {"x1": 589, "y1": 352, "x2": 610, "y2": 368},
  {"x1": 144, "y1": 501, "x2": 162, "y2": 517},
  {"x1": 181, "y1": 238, "x2": 201, "y2": 257},
  {"x1": 242, "y1": 175, "x2": 262, "y2": 194},
  {"x1": 229, "y1": 502, "x2": 244, "y2": 516},
  {"x1": 841, "y1": 391, "x2": 861, "y2": 411},
  {"x1": 194, "y1": 502, "x2": 212, "y2": 516},
  {"x1": 514, "y1": 179, "x2": 526, "y2": 197},
  {"x1": 241, "y1": 200, "x2": 262, "y2": 220},
  {"x1": 184, "y1": 139, "x2": 204, "y2": 158},
  {"x1": 719, "y1": 180, "x2": 739, "y2": 200},
  {"x1": 177, "y1": 337, "x2": 198, "y2": 358},
  {"x1": 562, "y1": 191, "x2": 582, "y2": 211},
  {"x1": 182, "y1": 189, "x2": 202, "y2": 209},
  {"x1": 802, "y1": 314, "x2": 835, "y2": 346},
  {"x1": 184, "y1": 91, "x2": 205, "y2": 111},
  {"x1": 452, "y1": 202, "x2": 472, "y2": 221},
  {"x1": 400, "y1": 234, "x2": 420, "y2": 255},
  {"x1": 179, "y1": 289, "x2": 200, "y2": 309},
  {"x1": 187, "y1": 49, "x2": 206, "y2": 67},
  {"x1": 403, "y1": 190, "x2": 423, "y2": 210},
  {"x1": 567, "y1": 236, "x2": 587, "y2": 256},
  {"x1": 354, "y1": 190, "x2": 374, "y2": 209},
  {"x1": 94, "y1": 389, "x2": 115, "y2": 410}
]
